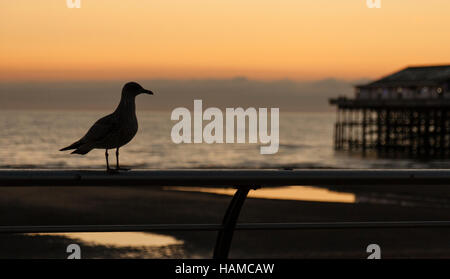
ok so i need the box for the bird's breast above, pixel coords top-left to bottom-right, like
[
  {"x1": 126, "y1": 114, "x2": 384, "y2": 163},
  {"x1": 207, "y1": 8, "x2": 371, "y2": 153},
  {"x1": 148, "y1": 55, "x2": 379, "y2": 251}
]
[{"x1": 116, "y1": 114, "x2": 138, "y2": 147}]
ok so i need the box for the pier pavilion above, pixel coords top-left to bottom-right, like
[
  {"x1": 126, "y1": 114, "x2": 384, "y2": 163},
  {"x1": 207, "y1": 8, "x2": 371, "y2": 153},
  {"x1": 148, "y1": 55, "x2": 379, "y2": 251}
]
[{"x1": 329, "y1": 65, "x2": 450, "y2": 157}]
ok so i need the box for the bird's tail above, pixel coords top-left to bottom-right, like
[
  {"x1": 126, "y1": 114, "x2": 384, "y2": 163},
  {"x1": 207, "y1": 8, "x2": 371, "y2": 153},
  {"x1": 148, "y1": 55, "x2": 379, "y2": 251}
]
[
  {"x1": 60, "y1": 141, "x2": 82, "y2": 151},
  {"x1": 70, "y1": 143, "x2": 95, "y2": 155}
]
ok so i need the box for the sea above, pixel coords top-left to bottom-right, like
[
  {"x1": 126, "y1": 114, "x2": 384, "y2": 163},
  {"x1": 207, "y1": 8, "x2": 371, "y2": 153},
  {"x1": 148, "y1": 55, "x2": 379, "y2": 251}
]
[{"x1": 1, "y1": 110, "x2": 450, "y2": 169}]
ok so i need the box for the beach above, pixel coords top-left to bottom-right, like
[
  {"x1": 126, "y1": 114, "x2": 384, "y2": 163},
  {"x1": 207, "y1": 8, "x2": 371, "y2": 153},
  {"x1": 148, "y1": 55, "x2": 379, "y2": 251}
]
[{"x1": 1, "y1": 185, "x2": 449, "y2": 259}]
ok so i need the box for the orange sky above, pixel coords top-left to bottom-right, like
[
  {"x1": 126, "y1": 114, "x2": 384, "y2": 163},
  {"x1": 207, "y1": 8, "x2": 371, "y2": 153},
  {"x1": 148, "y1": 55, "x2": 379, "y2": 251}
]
[{"x1": 0, "y1": 0, "x2": 449, "y2": 81}]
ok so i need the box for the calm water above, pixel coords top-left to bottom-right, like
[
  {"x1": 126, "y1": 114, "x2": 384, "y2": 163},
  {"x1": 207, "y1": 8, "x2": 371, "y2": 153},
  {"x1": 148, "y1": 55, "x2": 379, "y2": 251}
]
[{"x1": 1, "y1": 110, "x2": 449, "y2": 169}]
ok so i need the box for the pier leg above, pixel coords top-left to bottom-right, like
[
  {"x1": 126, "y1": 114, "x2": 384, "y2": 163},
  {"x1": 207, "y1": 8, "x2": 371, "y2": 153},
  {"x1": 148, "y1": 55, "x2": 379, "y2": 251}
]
[
  {"x1": 385, "y1": 109, "x2": 391, "y2": 155},
  {"x1": 334, "y1": 108, "x2": 340, "y2": 150},
  {"x1": 416, "y1": 110, "x2": 420, "y2": 155},
  {"x1": 349, "y1": 109, "x2": 353, "y2": 150},
  {"x1": 213, "y1": 186, "x2": 257, "y2": 259},
  {"x1": 362, "y1": 109, "x2": 367, "y2": 154},
  {"x1": 376, "y1": 109, "x2": 382, "y2": 153},
  {"x1": 408, "y1": 109, "x2": 414, "y2": 156},
  {"x1": 441, "y1": 109, "x2": 447, "y2": 157},
  {"x1": 424, "y1": 110, "x2": 431, "y2": 156}
]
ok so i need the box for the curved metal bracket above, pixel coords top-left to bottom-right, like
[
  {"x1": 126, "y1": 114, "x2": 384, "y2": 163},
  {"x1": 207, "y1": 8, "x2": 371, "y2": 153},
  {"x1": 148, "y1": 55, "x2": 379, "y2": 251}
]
[{"x1": 213, "y1": 186, "x2": 258, "y2": 259}]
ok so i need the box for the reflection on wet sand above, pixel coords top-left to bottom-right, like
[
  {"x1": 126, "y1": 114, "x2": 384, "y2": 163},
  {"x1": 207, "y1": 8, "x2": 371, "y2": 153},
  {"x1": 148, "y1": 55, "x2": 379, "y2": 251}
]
[
  {"x1": 20, "y1": 187, "x2": 353, "y2": 257},
  {"x1": 164, "y1": 186, "x2": 355, "y2": 203},
  {"x1": 28, "y1": 232, "x2": 183, "y2": 248}
]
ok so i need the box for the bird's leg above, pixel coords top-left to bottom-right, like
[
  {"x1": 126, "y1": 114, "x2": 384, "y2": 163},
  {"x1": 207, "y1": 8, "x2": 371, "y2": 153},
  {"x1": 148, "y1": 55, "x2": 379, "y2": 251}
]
[
  {"x1": 116, "y1": 148, "x2": 130, "y2": 171},
  {"x1": 106, "y1": 149, "x2": 117, "y2": 173},
  {"x1": 105, "y1": 149, "x2": 110, "y2": 170}
]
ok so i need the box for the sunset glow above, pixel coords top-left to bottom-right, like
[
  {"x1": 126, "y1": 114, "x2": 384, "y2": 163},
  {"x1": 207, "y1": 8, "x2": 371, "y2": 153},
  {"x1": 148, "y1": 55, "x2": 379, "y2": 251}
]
[{"x1": 1, "y1": 0, "x2": 449, "y2": 81}]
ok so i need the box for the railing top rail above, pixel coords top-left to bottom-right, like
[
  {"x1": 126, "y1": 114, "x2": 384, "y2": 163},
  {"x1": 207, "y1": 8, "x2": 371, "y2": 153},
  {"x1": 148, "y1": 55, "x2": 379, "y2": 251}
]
[
  {"x1": 1, "y1": 169, "x2": 450, "y2": 187},
  {"x1": 2, "y1": 221, "x2": 450, "y2": 234}
]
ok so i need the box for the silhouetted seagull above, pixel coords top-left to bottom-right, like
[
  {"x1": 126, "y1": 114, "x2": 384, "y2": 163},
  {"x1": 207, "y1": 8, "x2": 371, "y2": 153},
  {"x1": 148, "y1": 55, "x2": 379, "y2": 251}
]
[{"x1": 60, "y1": 82, "x2": 154, "y2": 172}]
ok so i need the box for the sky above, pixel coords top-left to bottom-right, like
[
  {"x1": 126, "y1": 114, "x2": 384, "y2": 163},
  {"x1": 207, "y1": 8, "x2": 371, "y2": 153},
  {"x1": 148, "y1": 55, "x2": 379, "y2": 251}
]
[{"x1": 1, "y1": 0, "x2": 449, "y2": 82}]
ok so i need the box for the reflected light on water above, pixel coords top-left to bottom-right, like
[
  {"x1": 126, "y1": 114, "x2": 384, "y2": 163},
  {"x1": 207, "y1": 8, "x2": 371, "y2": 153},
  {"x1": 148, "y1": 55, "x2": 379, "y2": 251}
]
[
  {"x1": 28, "y1": 232, "x2": 183, "y2": 248},
  {"x1": 165, "y1": 186, "x2": 355, "y2": 203}
]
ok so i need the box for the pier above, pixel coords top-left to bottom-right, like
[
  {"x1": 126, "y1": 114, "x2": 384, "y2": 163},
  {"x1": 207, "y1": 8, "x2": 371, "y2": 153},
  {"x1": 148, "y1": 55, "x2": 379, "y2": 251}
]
[{"x1": 330, "y1": 65, "x2": 450, "y2": 157}]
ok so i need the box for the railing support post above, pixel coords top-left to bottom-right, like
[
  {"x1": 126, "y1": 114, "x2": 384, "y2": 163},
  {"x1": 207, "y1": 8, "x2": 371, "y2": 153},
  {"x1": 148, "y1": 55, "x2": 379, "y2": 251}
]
[{"x1": 213, "y1": 186, "x2": 257, "y2": 259}]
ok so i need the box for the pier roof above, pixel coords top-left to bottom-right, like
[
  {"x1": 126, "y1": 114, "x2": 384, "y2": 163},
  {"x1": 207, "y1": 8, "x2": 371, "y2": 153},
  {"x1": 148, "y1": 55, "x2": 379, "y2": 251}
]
[{"x1": 357, "y1": 65, "x2": 450, "y2": 88}]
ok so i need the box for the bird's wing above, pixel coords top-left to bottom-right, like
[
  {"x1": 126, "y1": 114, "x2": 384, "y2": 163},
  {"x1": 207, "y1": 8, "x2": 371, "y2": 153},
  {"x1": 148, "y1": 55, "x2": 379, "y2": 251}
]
[{"x1": 80, "y1": 114, "x2": 120, "y2": 144}]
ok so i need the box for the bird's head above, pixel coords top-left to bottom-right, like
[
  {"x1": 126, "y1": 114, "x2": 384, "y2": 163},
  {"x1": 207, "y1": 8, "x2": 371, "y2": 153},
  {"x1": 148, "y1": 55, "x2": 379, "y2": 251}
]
[{"x1": 122, "y1": 82, "x2": 154, "y2": 97}]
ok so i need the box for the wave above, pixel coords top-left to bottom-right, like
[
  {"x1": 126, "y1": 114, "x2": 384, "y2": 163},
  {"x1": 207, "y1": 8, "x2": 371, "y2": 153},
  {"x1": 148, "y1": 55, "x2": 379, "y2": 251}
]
[{"x1": 278, "y1": 143, "x2": 312, "y2": 149}]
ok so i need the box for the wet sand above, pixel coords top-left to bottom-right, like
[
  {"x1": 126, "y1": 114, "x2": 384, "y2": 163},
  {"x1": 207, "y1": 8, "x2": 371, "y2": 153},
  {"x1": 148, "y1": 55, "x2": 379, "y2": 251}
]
[{"x1": 0, "y1": 186, "x2": 449, "y2": 258}]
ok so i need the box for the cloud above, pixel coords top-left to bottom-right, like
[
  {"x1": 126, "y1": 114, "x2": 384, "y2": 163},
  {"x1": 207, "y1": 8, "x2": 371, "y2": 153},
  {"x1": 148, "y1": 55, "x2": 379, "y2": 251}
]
[{"x1": 0, "y1": 78, "x2": 369, "y2": 112}]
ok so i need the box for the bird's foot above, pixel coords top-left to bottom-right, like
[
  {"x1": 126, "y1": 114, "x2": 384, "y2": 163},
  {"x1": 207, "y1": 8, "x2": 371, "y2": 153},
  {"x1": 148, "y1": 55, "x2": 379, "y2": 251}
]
[
  {"x1": 116, "y1": 167, "x2": 130, "y2": 171},
  {"x1": 107, "y1": 168, "x2": 119, "y2": 174}
]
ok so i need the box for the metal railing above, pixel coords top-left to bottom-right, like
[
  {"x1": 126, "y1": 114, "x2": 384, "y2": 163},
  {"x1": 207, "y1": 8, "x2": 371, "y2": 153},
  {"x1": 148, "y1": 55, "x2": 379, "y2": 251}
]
[{"x1": 1, "y1": 169, "x2": 450, "y2": 258}]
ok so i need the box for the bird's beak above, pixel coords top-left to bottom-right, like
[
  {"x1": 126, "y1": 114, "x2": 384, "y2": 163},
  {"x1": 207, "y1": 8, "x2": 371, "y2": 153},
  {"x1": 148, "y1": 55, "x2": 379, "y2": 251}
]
[{"x1": 142, "y1": 89, "x2": 154, "y2": 95}]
